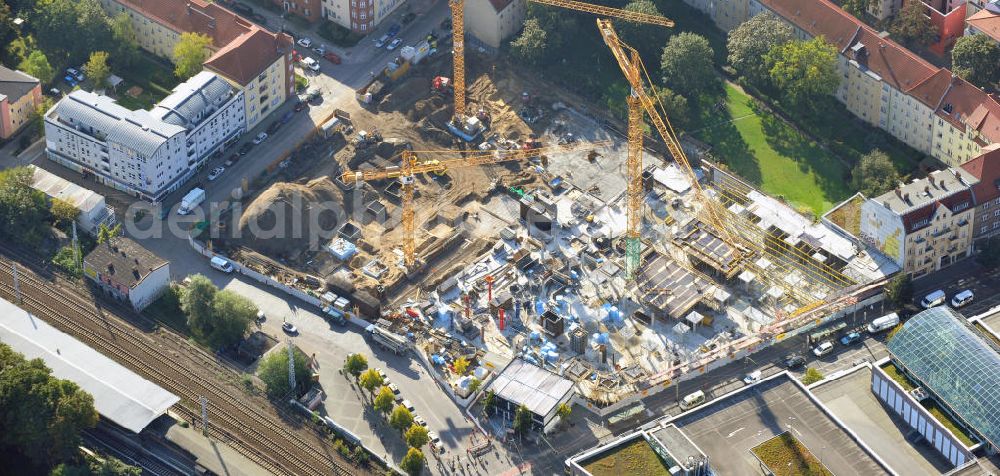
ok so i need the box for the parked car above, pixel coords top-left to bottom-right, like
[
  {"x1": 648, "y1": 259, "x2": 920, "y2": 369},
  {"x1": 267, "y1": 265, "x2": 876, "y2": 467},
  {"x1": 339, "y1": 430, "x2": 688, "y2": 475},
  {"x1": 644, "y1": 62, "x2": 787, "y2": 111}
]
[
  {"x1": 679, "y1": 390, "x2": 706, "y2": 411},
  {"x1": 266, "y1": 121, "x2": 282, "y2": 134},
  {"x1": 301, "y1": 57, "x2": 320, "y2": 72},
  {"x1": 282, "y1": 322, "x2": 298, "y2": 334},
  {"x1": 66, "y1": 68, "x2": 85, "y2": 82},
  {"x1": 256, "y1": 310, "x2": 266, "y2": 323},
  {"x1": 238, "y1": 142, "x2": 253, "y2": 155},
  {"x1": 374, "y1": 34, "x2": 390, "y2": 48},
  {"x1": 428, "y1": 431, "x2": 444, "y2": 453},
  {"x1": 402, "y1": 399, "x2": 415, "y2": 412},
  {"x1": 312, "y1": 44, "x2": 326, "y2": 55},
  {"x1": 414, "y1": 415, "x2": 427, "y2": 427},
  {"x1": 207, "y1": 166, "x2": 225, "y2": 181},
  {"x1": 253, "y1": 132, "x2": 268, "y2": 144},
  {"x1": 812, "y1": 341, "x2": 834, "y2": 357},
  {"x1": 783, "y1": 354, "x2": 806, "y2": 369},
  {"x1": 387, "y1": 23, "x2": 401, "y2": 37},
  {"x1": 950, "y1": 289, "x2": 974, "y2": 308},
  {"x1": 388, "y1": 382, "x2": 400, "y2": 395},
  {"x1": 294, "y1": 100, "x2": 308, "y2": 112},
  {"x1": 742, "y1": 370, "x2": 762, "y2": 385},
  {"x1": 296, "y1": 37, "x2": 313, "y2": 48},
  {"x1": 920, "y1": 289, "x2": 946, "y2": 309},
  {"x1": 210, "y1": 256, "x2": 234, "y2": 273},
  {"x1": 323, "y1": 51, "x2": 342, "y2": 64},
  {"x1": 840, "y1": 331, "x2": 863, "y2": 346},
  {"x1": 305, "y1": 88, "x2": 322, "y2": 103},
  {"x1": 224, "y1": 153, "x2": 239, "y2": 166},
  {"x1": 387, "y1": 38, "x2": 403, "y2": 51}
]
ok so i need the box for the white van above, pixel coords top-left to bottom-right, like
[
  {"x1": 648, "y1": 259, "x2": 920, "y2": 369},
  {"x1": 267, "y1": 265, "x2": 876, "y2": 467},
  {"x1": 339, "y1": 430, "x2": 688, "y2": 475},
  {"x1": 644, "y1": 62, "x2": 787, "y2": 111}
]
[
  {"x1": 950, "y1": 289, "x2": 974, "y2": 308},
  {"x1": 679, "y1": 390, "x2": 706, "y2": 411},
  {"x1": 867, "y1": 312, "x2": 900, "y2": 334},
  {"x1": 921, "y1": 289, "x2": 946, "y2": 309},
  {"x1": 210, "y1": 256, "x2": 234, "y2": 273}
]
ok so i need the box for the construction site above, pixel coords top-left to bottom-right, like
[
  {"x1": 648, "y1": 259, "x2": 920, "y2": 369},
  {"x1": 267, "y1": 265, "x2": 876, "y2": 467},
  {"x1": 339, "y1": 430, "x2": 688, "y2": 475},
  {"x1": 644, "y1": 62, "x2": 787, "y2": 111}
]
[{"x1": 210, "y1": 5, "x2": 899, "y2": 414}]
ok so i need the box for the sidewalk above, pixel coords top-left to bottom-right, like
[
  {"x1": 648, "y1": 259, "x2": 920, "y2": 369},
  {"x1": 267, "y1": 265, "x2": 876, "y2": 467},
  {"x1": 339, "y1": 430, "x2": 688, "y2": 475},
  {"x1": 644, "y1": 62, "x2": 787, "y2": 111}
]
[{"x1": 0, "y1": 136, "x2": 45, "y2": 169}]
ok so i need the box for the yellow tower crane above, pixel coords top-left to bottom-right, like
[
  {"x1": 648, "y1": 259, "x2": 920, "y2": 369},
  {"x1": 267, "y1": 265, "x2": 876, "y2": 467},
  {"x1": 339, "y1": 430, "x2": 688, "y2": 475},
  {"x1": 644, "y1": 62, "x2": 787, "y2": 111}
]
[
  {"x1": 340, "y1": 140, "x2": 609, "y2": 266},
  {"x1": 447, "y1": 0, "x2": 674, "y2": 119}
]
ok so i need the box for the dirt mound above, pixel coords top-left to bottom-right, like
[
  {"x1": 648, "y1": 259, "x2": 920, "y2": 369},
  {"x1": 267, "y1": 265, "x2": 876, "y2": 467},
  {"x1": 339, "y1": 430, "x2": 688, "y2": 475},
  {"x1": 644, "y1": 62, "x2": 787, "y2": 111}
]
[{"x1": 236, "y1": 177, "x2": 347, "y2": 255}]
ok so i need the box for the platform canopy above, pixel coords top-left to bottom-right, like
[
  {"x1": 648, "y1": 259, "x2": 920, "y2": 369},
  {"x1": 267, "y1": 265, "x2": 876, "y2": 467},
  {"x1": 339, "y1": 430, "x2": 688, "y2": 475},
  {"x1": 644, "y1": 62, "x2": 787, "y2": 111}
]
[{"x1": 0, "y1": 298, "x2": 179, "y2": 433}]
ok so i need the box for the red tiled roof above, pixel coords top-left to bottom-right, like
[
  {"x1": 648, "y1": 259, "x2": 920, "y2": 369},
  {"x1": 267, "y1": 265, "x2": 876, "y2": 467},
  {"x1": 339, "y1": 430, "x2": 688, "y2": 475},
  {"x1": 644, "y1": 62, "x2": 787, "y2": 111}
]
[
  {"x1": 936, "y1": 79, "x2": 1000, "y2": 143},
  {"x1": 960, "y1": 144, "x2": 1000, "y2": 204},
  {"x1": 205, "y1": 27, "x2": 292, "y2": 86},
  {"x1": 967, "y1": 7, "x2": 1000, "y2": 42},
  {"x1": 901, "y1": 189, "x2": 974, "y2": 232},
  {"x1": 907, "y1": 69, "x2": 953, "y2": 108},
  {"x1": 115, "y1": 0, "x2": 290, "y2": 86},
  {"x1": 487, "y1": 0, "x2": 516, "y2": 13}
]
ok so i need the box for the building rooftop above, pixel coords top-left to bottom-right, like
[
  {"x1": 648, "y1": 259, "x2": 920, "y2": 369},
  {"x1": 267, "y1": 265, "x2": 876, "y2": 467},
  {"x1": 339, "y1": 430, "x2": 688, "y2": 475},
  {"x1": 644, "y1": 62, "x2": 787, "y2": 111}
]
[
  {"x1": 635, "y1": 252, "x2": 709, "y2": 318},
  {"x1": 0, "y1": 297, "x2": 179, "y2": 433},
  {"x1": 30, "y1": 165, "x2": 106, "y2": 215},
  {"x1": 887, "y1": 306, "x2": 1000, "y2": 449},
  {"x1": 967, "y1": 3, "x2": 1000, "y2": 43},
  {"x1": 115, "y1": 0, "x2": 291, "y2": 87},
  {"x1": 487, "y1": 358, "x2": 574, "y2": 417},
  {"x1": 84, "y1": 237, "x2": 168, "y2": 289},
  {"x1": 960, "y1": 144, "x2": 1000, "y2": 205},
  {"x1": 48, "y1": 90, "x2": 185, "y2": 157},
  {"x1": 152, "y1": 71, "x2": 236, "y2": 128},
  {"x1": 0, "y1": 64, "x2": 39, "y2": 101},
  {"x1": 871, "y1": 168, "x2": 977, "y2": 225}
]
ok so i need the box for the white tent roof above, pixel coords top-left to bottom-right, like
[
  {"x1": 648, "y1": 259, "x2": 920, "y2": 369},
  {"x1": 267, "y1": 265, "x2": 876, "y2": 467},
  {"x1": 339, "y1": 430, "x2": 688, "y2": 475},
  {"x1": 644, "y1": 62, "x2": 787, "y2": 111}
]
[{"x1": 0, "y1": 298, "x2": 178, "y2": 433}]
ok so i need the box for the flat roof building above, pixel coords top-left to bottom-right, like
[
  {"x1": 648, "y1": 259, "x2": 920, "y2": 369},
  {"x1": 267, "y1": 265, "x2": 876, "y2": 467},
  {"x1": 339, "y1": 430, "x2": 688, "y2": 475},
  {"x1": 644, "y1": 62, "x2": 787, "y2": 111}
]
[
  {"x1": 0, "y1": 297, "x2": 179, "y2": 432},
  {"x1": 29, "y1": 165, "x2": 116, "y2": 235},
  {"x1": 486, "y1": 358, "x2": 575, "y2": 432}
]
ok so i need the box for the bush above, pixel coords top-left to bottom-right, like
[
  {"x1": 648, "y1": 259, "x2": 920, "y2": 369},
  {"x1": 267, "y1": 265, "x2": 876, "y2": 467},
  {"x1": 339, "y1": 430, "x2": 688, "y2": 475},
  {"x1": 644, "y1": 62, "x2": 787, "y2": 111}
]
[
  {"x1": 801, "y1": 368, "x2": 824, "y2": 385},
  {"x1": 318, "y1": 22, "x2": 364, "y2": 47},
  {"x1": 52, "y1": 245, "x2": 82, "y2": 277}
]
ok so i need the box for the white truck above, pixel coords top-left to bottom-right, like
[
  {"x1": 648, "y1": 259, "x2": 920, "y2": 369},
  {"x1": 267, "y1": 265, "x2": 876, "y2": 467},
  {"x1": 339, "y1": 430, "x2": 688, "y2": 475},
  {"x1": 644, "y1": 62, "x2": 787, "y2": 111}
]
[
  {"x1": 178, "y1": 187, "x2": 206, "y2": 215},
  {"x1": 365, "y1": 324, "x2": 408, "y2": 355},
  {"x1": 867, "y1": 312, "x2": 900, "y2": 334}
]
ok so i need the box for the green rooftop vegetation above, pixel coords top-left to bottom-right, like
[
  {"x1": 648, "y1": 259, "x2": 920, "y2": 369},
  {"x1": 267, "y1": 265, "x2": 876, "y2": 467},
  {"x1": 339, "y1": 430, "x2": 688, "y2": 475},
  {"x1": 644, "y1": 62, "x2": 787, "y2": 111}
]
[
  {"x1": 922, "y1": 399, "x2": 977, "y2": 447},
  {"x1": 879, "y1": 362, "x2": 916, "y2": 391},
  {"x1": 751, "y1": 432, "x2": 832, "y2": 476},
  {"x1": 582, "y1": 438, "x2": 671, "y2": 476}
]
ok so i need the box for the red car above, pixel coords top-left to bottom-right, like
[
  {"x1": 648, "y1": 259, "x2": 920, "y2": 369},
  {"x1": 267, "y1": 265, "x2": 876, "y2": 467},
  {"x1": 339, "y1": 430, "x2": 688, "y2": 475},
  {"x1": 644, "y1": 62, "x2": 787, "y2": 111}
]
[{"x1": 323, "y1": 52, "x2": 341, "y2": 64}]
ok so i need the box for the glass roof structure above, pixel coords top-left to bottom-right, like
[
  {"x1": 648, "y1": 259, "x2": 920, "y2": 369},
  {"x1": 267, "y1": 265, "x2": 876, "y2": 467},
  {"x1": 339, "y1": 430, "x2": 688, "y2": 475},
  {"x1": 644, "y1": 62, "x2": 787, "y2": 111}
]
[{"x1": 887, "y1": 307, "x2": 1000, "y2": 448}]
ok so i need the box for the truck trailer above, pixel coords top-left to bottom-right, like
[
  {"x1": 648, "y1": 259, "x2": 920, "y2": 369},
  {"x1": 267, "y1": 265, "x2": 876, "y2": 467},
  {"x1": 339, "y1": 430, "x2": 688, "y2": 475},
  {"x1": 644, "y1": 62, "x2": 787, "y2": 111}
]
[{"x1": 365, "y1": 324, "x2": 409, "y2": 355}]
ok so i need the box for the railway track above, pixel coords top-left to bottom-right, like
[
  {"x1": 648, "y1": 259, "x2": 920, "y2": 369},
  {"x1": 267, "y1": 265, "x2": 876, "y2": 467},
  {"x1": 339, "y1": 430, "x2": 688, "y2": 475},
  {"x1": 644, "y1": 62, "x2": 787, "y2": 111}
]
[{"x1": 0, "y1": 247, "x2": 364, "y2": 476}]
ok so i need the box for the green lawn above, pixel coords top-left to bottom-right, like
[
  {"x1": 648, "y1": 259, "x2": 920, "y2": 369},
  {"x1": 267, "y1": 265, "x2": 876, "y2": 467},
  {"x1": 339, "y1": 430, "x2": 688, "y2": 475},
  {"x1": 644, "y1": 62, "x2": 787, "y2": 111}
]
[
  {"x1": 692, "y1": 83, "x2": 851, "y2": 217},
  {"x1": 582, "y1": 438, "x2": 671, "y2": 476},
  {"x1": 144, "y1": 285, "x2": 189, "y2": 333},
  {"x1": 114, "y1": 54, "x2": 180, "y2": 110},
  {"x1": 752, "y1": 433, "x2": 832, "y2": 476}
]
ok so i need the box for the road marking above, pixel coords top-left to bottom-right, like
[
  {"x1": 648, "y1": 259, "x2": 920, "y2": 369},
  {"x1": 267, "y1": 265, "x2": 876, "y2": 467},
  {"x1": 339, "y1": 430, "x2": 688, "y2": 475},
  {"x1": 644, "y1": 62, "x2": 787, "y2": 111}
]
[{"x1": 727, "y1": 427, "x2": 745, "y2": 438}]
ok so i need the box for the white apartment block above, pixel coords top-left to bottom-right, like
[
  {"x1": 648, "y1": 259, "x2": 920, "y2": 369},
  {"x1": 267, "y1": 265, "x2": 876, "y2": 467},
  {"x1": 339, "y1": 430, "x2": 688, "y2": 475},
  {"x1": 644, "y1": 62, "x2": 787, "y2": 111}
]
[
  {"x1": 44, "y1": 72, "x2": 246, "y2": 202},
  {"x1": 322, "y1": 0, "x2": 405, "y2": 33}
]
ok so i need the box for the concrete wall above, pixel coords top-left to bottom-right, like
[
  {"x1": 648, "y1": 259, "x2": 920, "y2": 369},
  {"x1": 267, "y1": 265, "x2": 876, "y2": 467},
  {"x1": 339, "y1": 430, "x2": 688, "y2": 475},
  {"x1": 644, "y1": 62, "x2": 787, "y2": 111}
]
[{"x1": 871, "y1": 361, "x2": 975, "y2": 466}]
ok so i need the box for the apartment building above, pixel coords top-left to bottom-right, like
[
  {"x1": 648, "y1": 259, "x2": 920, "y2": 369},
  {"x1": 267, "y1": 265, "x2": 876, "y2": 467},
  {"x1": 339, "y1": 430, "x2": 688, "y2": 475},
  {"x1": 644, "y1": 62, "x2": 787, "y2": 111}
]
[
  {"x1": 100, "y1": 0, "x2": 293, "y2": 129},
  {"x1": 683, "y1": 0, "x2": 1000, "y2": 168},
  {"x1": 960, "y1": 144, "x2": 1000, "y2": 240},
  {"x1": 860, "y1": 168, "x2": 977, "y2": 278},
  {"x1": 273, "y1": 0, "x2": 322, "y2": 23},
  {"x1": 44, "y1": 72, "x2": 245, "y2": 201},
  {"x1": 0, "y1": 66, "x2": 42, "y2": 140},
  {"x1": 84, "y1": 237, "x2": 169, "y2": 311},
  {"x1": 465, "y1": 0, "x2": 528, "y2": 49},
  {"x1": 322, "y1": 0, "x2": 405, "y2": 33},
  {"x1": 966, "y1": 2, "x2": 1000, "y2": 44}
]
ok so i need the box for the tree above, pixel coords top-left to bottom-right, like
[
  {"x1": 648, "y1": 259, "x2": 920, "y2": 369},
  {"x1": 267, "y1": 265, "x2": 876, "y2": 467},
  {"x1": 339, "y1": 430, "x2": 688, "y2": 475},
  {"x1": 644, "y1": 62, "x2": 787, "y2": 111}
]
[
  {"x1": 257, "y1": 346, "x2": 310, "y2": 397},
  {"x1": 0, "y1": 167, "x2": 49, "y2": 245},
  {"x1": 619, "y1": 0, "x2": 669, "y2": 61},
  {"x1": 95, "y1": 223, "x2": 121, "y2": 244},
  {"x1": 32, "y1": 0, "x2": 114, "y2": 65},
  {"x1": 180, "y1": 274, "x2": 218, "y2": 339},
  {"x1": 373, "y1": 386, "x2": 395, "y2": 415},
  {"x1": 511, "y1": 18, "x2": 547, "y2": 65},
  {"x1": 50, "y1": 198, "x2": 79, "y2": 228},
  {"x1": 0, "y1": 3, "x2": 19, "y2": 65},
  {"x1": 400, "y1": 447, "x2": 425, "y2": 476},
  {"x1": 343, "y1": 353, "x2": 368, "y2": 380},
  {"x1": 468, "y1": 377, "x2": 482, "y2": 395},
  {"x1": 842, "y1": 0, "x2": 871, "y2": 19},
  {"x1": 660, "y1": 32, "x2": 717, "y2": 97},
  {"x1": 404, "y1": 423, "x2": 429, "y2": 449},
  {"x1": 52, "y1": 245, "x2": 82, "y2": 277},
  {"x1": 29, "y1": 96, "x2": 54, "y2": 136},
  {"x1": 0, "y1": 343, "x2": 99, "y2": 469},
  {"x1": 765, "y1": 37, "x2": 840, "y2": 109},
  {"x1": 556, "y1": 402, "x2": 572, "y2": 421},
  {"x1": 801, "y1": 367, "x2": 824, "y2": 385},
  {"x1": 84, "y1": 51, "x2": 111, "y2": 89},
  {"x1": 19, "y1": 50, "x2": 55, "y2": 84},
  {"x1": 207, "y1": 290, "x2": 255, "y2": 348},
  {"x1": 513, "y1": 404, "x2": 533, "y2": 434},
  {"x1": 952, "y1": 34, "x2": 1000, "y2": 88},
  {"x1": 452, "y1": 356, "x2": 470, "y2": 375},
  {"x1": 727, "y1": 13, "x2": 793, "y2": 86},
  {"x1": 652, "y1": 87, "x2": 690, "y2": 129},
  {"x1": 358, "y1": 368, "x2": 384, "y2": 399},
  {"x1": 172, "y1": 32, "x2": 212, "y2": 80},
  {"x1": 6, "y1": 35, "x2": 36, "y2": 66},
  {"x1": 884, "y1": 273, "x2": 913, "y2": 307},
  {"x1": 851, "y1": 150, "x2": 900, "y2": 197},
  {"x1": 481, "y1": 390, "x2": 496, "y2": 416},
  {"x1": 890, "y1": 0, "x2": 938, "y2": 47},
  {"x1": 53, "y1": 454, "x2": 143, "y2": 476},
  {"x1": 390, "y1": 405, "x2": 414, "y2": 432}
]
